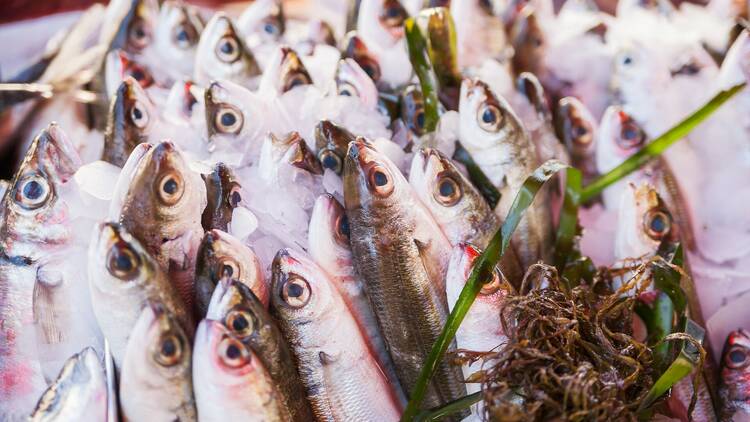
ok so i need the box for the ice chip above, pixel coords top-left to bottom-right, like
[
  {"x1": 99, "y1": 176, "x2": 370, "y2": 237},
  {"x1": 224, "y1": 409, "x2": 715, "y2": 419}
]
[{"x1": 230, "y1": 206, "x2": 259, "y2": 240}]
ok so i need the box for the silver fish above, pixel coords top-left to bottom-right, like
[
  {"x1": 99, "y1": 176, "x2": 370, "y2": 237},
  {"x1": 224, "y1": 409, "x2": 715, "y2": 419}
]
[
  {"x1": 335, "y1": 58, "x2": 379, "y2": 111},
  {"x1": 555, "y1": 96, "x2": 598, "y2": 182},
  {"x1": 194, "y1": 13, "x2": 261, "y2": 88},
  {"x1": 237, "y1": 0, "x2": 285, "y2": 42},
  {"x1": 102, "y1": 76, "x2": 156, "y2": 167},
  {"x1": 201, "y1": 163, "x2": 243, "y2": 232},
  {"x1": 271, "y1": 248, "x2": 404, "y2": 421},
  {"x1": 152, "y1": 1, "x2": 204, "y2": 81},
  {"x1": 258, "y1": 46, "x2": 313, "y2": 96}
]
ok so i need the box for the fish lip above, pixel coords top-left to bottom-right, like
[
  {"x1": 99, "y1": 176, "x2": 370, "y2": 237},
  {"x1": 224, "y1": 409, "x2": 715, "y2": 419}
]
[{"x1": 42, "y1": 123, "x2": 83, "y2": 178}]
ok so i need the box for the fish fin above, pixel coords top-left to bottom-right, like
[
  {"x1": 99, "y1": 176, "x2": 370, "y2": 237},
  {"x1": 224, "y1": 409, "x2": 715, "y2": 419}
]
[{"x1": 33, "y1": 278, "x2": 65, "y2": 372}]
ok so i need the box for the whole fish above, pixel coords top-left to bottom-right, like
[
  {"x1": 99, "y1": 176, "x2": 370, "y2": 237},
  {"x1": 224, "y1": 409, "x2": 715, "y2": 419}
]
[
  {"x1": 28, "y1": 347, "x2": 107, "y2": 422},
  {"x1": 308, "y1": 193, "x2": 404, "y2": 403},
  {"x1": 118, "y1": 140, "x2": 207, "y2": 311},
  {"x1": 719, "y1": 329, "x2": 750, "y2": 421},
  {"x1": 335, "y1": 58, "x2": 379, "y2": 111},
  {"x1": 201, "y1": 163, "x2": 242, "y2": 232},
  {"x1": 271, "y1": 248, "x2": 404, "y2": 421},
  {"x1": 195, "y1": 229, "x2": 267, "y2": 317},
  {"x1": 205, "y1": 279, "x2": 314, "y2": 422},
  {"x1": 315, "y1": 120, "x2": 356, "y2": 175},
  {"x1": 194, "y1": 13, "x2": 261, "y2": 88},
  {"x1": 151, "y1": 1, "x2": 204, "y2": 82},
  {"x1": 88, "y1": 222, "x2": 193, "y2": 369},
  {"x1": 193, "y1": 319, "x2": 288, "y2": 421},
  {"x1": 258, "y1": 46, "x2": 313, "y2": 96},
  {"x1": 408, "y1": 148, "x2": 524, "y2": 286},
  {"x1": 120, "y1": 301, "x2": 196, "y2": 422},
  {"x1": 458, "y1": 78, "x2": 552, "y2": 269},
  {"x1": 102, "y1": 77, "x2": 156, "y2": 167},
  {"x1": 343, "y1": 138, "x2": 466, "y2": 409},
  {"x1": 555, "y1": 96, "x2": 598, "y2": 182}
]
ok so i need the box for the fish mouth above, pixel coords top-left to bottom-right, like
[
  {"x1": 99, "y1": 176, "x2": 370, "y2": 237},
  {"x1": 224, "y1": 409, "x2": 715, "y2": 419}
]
[{"x1": 40, "y1": 123, "x2": 82, "y2": 180}]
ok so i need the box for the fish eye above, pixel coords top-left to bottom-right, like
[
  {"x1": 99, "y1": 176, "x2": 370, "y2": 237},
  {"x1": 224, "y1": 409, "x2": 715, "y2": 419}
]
[
  {"x1": 643, "y1": 209, "x2": 672, "y2": 241},
  {"x1": 337, "y1": 83, "x2": 359, "y2": 97},
  {"x1": 128, "y1": 18, "x2": 151, "y2": 51},
  {"x1": 156, "y1": 172, "x2": 185, "y2": 205},
  {"x1": 106, "y1": 244, "x2": 141, "y2": 280},
  {"x1": 155, "y1": 333, "x2": 183, "y2": 367},
  {"x1": 622, "y1": 55, "x2": 633, "y2": 66},
  {"x1": 477, "y1": 103, "x2": 504, "y2": 132},
  {"x1": 227, "y1": 185, "x2": 242, "y2": 208},
  {"x1": 283, "y1": 73, "x2": 311, "y2": 93},
  {"x1": 617, "y1": 118, "x2": 646, "y2": 150},
  {"x1": 263, "y1": 22, "x2": 280, "y2": 37},
  {"x1": 480, "y1": 269, "x2": 505, "y2": 295},
  {"x1": 281, "y1": 275, "x2": 311, "y2": 308},
  {"x1": 215, "y1": 35, "x2": 241, "y2": 63},
  {"x1": 571, "y1": 123, "x2": 592, "y2": 146},
  {"x1": 225, "y1": 309, "x2": 255, "y2": 339},
  {"x1": 218, "y1": 258, "x2": 240, "y2": 279},
  {"x1": 172, "y1": 22, "x2": 197, "y2": 49},
  {"x1": 379, "y1": 1, "x2": 406, "y2": 28},
  {"x1": 14, "y1": 174, "x2": 51, "y2": 210},
  {"x1": 129, "y1": 101, "x2": 149, "y2": 129},
  {"x1": 415, "y1": 112, "x2": 425, "y2": 129},
  {"x1": 217, "y1": 336, "x2": 250, "y2": 368},
  {"x1": 214, "y1": 106, "x2": 243, "y2": 135},
  {"x1": 318, "y1": 150, "x2": 343, "y2": 174},
  {"x1": 726, "y1": 346, "x2": 749, "y2": 369},
  {"x1": 367, "y1": 165, "x2": 394, "y2": 197},
  {"x1": 433, "y1": 175, "x2": 462, "y2": 207},
  {"x1": 335, "y1": 213, "x2": 350, "y2": 244}
]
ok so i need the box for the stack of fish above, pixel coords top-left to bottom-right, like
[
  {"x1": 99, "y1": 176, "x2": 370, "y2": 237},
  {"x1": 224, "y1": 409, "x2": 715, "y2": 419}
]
[{"x1": 1, "y1": 0, "x2": 750, "y2": 421}]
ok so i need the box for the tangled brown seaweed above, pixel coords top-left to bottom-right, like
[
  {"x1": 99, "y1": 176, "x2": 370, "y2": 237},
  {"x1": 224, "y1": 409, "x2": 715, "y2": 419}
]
[{"x1": 455, "y1": 262, "x2": 666, "y2": 421}]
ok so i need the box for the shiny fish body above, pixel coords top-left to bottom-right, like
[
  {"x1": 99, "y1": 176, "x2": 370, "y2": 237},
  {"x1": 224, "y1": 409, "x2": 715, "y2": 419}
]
[
  {"x1": 343, "y1": 139, "x2": 466, "y2": 410},
  {"x1": 271, "y1": 248, "x2": 403, "y2": 421}
]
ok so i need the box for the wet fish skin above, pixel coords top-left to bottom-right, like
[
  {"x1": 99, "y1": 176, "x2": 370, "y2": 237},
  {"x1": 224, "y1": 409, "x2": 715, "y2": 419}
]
[
  {"x1": 152, "y1": 1, "x2": 204, "y2": 80},
  {"x1": 408, "y1": 148, "x2": 524, "y2": 286},
  {"x1": 194, "y1": 13, "x2": 261, "y2": 88},
  {"x1": 258, "y1": 46, "x2": 313, "y2": 96},
  {"x1": 28, "y1": 347, "x2": 107, "y2": 422},
  {"x1": 193, "y1": 320, "x2": 287, "y2": 422},
  {"x1": 206, "y1": 279, "x2": 314, "y2": 422},
  {"x1": 119, "y1": 140, "x2": 207, "y2": 311},
  {"x1": 270, "y1": 248, "x2": 403, "y2": 421},
  {"x1": 102, "y1": 77, "x2": 155, "y2": 167},
  {"x1": 719, "y1": 329, "x2": 750, "y2": 421},
  {"x1": 342, "y1": 32, "x2": 382, "y2": 84},
  {"x1": 458, "y1": 78, "x2": 552, "y2": 269},
  {"x1": 614, "y1": 182, "x2": 677, "y2": 261},
  {"x1": 314, "y1": 120, "x2": 356, "y2": 176},
  {"x1": 237, "y1": 0, "x2": 285, "y2": 43},
  {"x1": 88, "y1": 222, "x2": 194, "y2": 369},
  {"x1": 201, "y1": 163, "x2": 242, "y2": 232},
  {"x1": 335, "y1": 58, "x2": 379, "y2": 110},
  {"x1": 343, "y1": 139, "x2": 466, "y2": 410},
  {"x1": 120, "y1": 301, "x2": 196, "y2": 422}
]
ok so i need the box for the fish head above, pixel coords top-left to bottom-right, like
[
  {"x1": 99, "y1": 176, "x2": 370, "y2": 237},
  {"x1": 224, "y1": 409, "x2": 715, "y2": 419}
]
[
  {"x1": 400, "y1": 84, "x2": 427, "y2": 137},
  {"x1": 153, "y1": 1, "x2": 204, "y2": 75},
  {"x1": 196, "y1": 229, "x2": 266, "y2": 308},
  {"x1": 259, "y1": 132, "x2": 322, "y2": 179},
  {"x1": 596, "y1": 106, "x2": 647, "y2": 173},
  {"x1": 105, "y1": 50, "x2": 157, "y2": 95},
  {"x1": 516, "y1": 72, "x2": 551, "y2": 123},
  {"x1": 125, "y1": 301, "x2": 191, "y2": 386},
  {"x1": 195, "y1": 319, "x2": 263, "y2": 383},
  {"x1": 408, "y1": 147, "x2": 484, "y2": 228},
  {"x1": 258, "y1": 46, "x2": 313, "y2": 96},
  {"x1": 610, "y1": 42, "x2": 668, "y2": 99},
  {"x1": 120, "y1": 141, "x2": 207, "y2": 247},
  {"x1": 343, "y1": 32, "x2": 382, "y2": 84},
  {"x1": 1, "y1": 124, "x2": 82, "y2": 254},
  {"x1": 614, "y1": 182, "x2": 674, "y2": 260},
  {"x1": 358, "y1": 0, "x2": 408, "y2": 45},
  {"x1": 555, "y1": 96, "x2": 596, "y2": 161},
  {"x1": 237, "y1": 0, "x2": 285, "y2": 42},
  {"x1": 458, "y1": 78, "x2": 525, "y2": 151},
  {"x1": 305, "y1": 19, "x2": 336, "y2": 47},
  {"x1": 201, "y1": 163, "x2": 243, "y2": 231},
  {"x1": 210, "y1": 279, "x2": 270, "y2": 348},
  {"x1": 103, "y1": 77, "x2": 156, "y2": 166},
  {"x1": 509, "y1": 6, "x2": 546, "y2": 76},
  {"x1": 271, "y1": 248, "x2": 336, "y2": 324},
  {"x1": 92, "y1": 222, "x2": 158, "y2": 292},
  {"x1": 720, "y1": 329, "x2": 750, "y2": 412},
  {"x1": 108, "y1": 0, "x2": 159, "y2": 54},
  {"x1": 315, "y1": 120, "x2": 356, "y2": 175},
  {"x1": 308, "y1": 194, "x2": 351, "y2": 269},
  {"x1": 204, "y1": 80, "x2": 263, "y2": 145},
  {"x1": 445, "y1": 243, "x2": 508, "y2": 306},
  {"x1": 335, "y1": 58, "x2": 379, "y2": 109},
  {"x1": 342, "y1": 137, "x2": 410, "y2": 213},
  {"x1": 195, "y1": 13, "x2": 260, "y2": 86}
]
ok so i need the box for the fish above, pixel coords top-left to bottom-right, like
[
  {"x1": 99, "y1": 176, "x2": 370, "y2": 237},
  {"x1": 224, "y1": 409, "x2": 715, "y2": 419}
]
[
  {"x1": 118, "y1": 141, "x2": 207, "y2": 311},
  {"x1": 28, "y1": 347, "x2": 107, "y2": 422},
  {"x1": 237, "y1": 0, "x2": 285, "y2": 43},
  {"x1": 357, "y1": 0, "x2": 408, "y2": 49},
  {"x1": 614, "y1": 182, "x2": 677, "y2": 262},
  {"x1": 297, "y1": 20, "x2": 337, "y2": 55},
  {"x1": 509, "y1": 6, "x2": 547, "y2": 79},
  {"x1": 201, "y1": 162, "x2": 242, "y2": 232},
  {"x1": 555, "y1": 96, "x2": 598, "y2": 182},
  {"x1": 258, "y1": 46, "x2": 313, "y2": 96},
  {"x1": 335, "y1": 58, "x2": 379, "y2": 110},
  {"x1": 445, "y1": 243, "x2": 508, "y2": 420},
  {"x1": 104, "y1": 49, "x2": 158, "y2": 96},
  {"x1": 87, "y1": 222, "x2": 193, "y2": 369},
  {"x1": 451, "y1": 0, "x2": 508, "y2": 68},
  {"x1": 343, "y1": 138, "x2": 466, "y2": 409},
  {"x1": 195, "y1": 229, "x2": 267, "y2": 318},
  {"x1": 194, "y1": 13, "x2": 261, "y2": 88},
  {"x1": 308, "y1": 193, "x2": 404, "y2": 403},
  {"x1": 270, "y1": 248, "x2": 404, "y2": 421},
  {"x1": 151, "y1": 1, "x2": 204, "y2": 82},
  {"x1": 314, "y1": 120, "x2": 356, "y2": 175},
  {"x1": 718, "y1": 329, "x2": 750, "y2": 421},
  {"x1": 192, "y1": 319, "x2": 289, "y2": 421},
  {"x1": 458, "y1": 78, "x2": 552, "y2": 269},
  {"x1": 400, "y1": 84, "x2": 427, "y2": 137},
  {"x1": 258, "y1": 132, "x2": 323, "y2": 185},
  {"x1": 342, "y1": 32, "x2": 382, "y2": 85},
  {"x1": 119, "y1": 301, "x2": 196, "y2": 422},
  {"x1": 408, "y1": 148, "x2": 524, "y2": 286},
  {"x1": 205, "y1": 279, "x2": 314, "y2": 421},
  {"x1": 102, "y1": 77, "x2": 156, "y2": 167}
]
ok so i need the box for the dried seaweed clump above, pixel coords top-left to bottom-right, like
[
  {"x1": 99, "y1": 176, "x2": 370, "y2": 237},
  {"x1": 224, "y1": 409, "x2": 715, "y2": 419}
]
[{"x1": 461, "y1": 265, "x2": 656, "y2": 421}]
